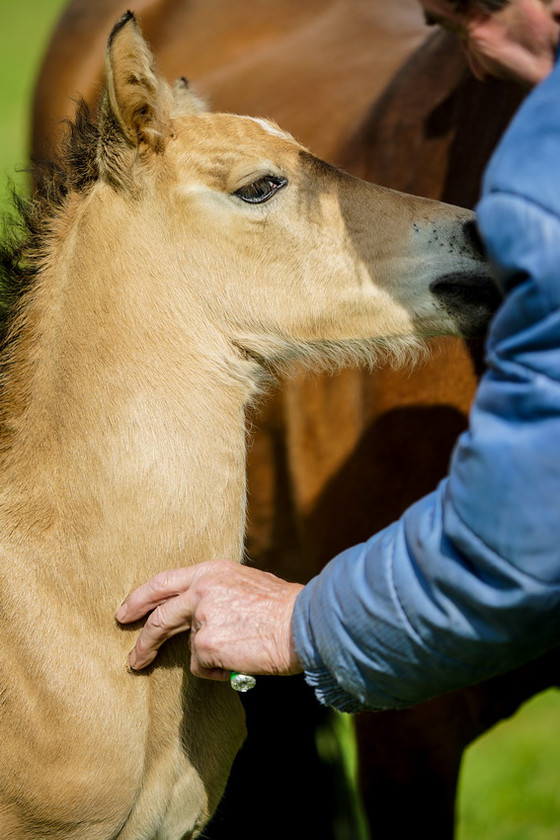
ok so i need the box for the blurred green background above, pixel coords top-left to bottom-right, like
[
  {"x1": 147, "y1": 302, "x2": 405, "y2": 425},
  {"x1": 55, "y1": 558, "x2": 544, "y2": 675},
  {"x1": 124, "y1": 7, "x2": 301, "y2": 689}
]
[
  {"x1": 0, "y1": 0, "x2": 69, "y2": 209},
  {"x1": 1, "y1": 2, "x2": 558, "y2": 838}
]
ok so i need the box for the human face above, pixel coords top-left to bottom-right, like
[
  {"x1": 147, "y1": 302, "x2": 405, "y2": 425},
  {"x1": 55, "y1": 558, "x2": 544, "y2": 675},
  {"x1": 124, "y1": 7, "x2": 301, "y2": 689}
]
[{"x1": 419, "y1": 0, "x2": 560, "y2": 86}]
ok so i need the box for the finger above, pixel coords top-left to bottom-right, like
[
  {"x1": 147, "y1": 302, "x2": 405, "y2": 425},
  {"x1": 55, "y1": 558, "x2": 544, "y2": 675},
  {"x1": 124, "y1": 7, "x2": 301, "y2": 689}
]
[
  {"x1": 128, "y1": 593, "x2": 194, "y2": 670},
  {"x1": 190, "y1": 665, "x2": 230, "y2": 682},
  {"x1": 188, "y1": 624, "x2": 240, "y2": 682},
  {"x1": 116, "y1": 567, "x2": 197, "y2": 623}
]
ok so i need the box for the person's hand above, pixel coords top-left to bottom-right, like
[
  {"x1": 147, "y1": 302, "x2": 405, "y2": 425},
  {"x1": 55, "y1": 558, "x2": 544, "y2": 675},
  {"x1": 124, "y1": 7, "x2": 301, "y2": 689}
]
[{"x1": 115, "y1": 560, "x2": 304, "y2": 680}]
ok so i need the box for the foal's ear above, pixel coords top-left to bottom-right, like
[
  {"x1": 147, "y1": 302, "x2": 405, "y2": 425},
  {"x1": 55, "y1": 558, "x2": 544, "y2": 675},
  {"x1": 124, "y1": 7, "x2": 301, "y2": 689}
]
[
  {"x1": 98, "y1": 12, "x2": 171, "y2": 187},
  {"x1": 171, "y1": 77, "x2": 207, "y2": 118}
]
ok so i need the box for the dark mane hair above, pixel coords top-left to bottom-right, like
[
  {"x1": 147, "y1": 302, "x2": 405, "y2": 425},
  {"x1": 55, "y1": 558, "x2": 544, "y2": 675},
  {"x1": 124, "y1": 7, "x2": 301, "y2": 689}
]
[{"x1": 0, "y1": 100, "x2": 100, "y2": 340}]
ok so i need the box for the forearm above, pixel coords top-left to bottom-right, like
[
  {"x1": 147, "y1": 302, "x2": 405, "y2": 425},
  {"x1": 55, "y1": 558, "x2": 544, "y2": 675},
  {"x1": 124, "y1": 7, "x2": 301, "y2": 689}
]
[{"x1": 293, "y1": 478, "x2": 560, "y2": 713}]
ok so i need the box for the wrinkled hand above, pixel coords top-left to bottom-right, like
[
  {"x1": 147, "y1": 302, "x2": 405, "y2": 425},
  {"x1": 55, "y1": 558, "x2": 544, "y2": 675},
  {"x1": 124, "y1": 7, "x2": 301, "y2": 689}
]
[{"x1": 115, "y1": 560, "x2": 304, "y2": 680}]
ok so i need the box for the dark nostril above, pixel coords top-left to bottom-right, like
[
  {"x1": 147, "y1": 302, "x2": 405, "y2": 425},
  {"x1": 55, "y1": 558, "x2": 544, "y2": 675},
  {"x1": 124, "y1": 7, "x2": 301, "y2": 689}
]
[{"x1": 463, "y1": 218, "x2": 486, "y2": 259}]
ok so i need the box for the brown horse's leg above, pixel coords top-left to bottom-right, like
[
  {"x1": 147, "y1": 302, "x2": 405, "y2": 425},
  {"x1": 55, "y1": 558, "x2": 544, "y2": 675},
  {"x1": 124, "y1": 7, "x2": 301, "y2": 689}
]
[{"x1": 356, "y1": 700, "x2": 466, "y2": 839}]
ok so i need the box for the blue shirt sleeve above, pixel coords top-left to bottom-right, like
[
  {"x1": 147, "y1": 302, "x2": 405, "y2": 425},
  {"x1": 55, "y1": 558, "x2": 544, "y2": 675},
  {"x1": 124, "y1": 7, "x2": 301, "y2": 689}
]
[{"x1": 292, "y1": 59, "x2": 560, "y2": 712}]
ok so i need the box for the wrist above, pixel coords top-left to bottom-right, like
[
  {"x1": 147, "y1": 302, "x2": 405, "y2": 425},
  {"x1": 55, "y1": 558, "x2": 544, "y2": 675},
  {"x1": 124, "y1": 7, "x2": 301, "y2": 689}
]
[{"x1": 283, "y1": 583, "x2": 305, "y2": 674}]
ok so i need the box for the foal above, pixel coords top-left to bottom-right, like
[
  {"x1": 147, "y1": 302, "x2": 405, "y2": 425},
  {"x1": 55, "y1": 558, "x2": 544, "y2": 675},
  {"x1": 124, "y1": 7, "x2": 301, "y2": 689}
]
[{"x1": 0, "y1": 13, "x2": 496, "y2": 839}]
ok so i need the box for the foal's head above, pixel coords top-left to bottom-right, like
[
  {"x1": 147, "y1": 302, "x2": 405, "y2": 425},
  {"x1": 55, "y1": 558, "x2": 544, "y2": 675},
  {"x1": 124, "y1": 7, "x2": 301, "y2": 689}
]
[{"x1": 5, "y1": 13, "x2": 498, "y2": 404}]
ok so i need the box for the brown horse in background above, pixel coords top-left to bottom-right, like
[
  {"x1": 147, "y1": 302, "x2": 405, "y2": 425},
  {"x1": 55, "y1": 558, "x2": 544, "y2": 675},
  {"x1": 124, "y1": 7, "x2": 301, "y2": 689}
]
[{"x1": 31, "y1": 1, "x2": 559, "y2": 837}]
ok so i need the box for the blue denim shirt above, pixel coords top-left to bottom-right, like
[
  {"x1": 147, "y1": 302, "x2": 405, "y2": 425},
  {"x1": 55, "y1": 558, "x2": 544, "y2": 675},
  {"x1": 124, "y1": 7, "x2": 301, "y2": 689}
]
[{"x1": 292, "y1": 58, "x2": 560, "y2": 712}]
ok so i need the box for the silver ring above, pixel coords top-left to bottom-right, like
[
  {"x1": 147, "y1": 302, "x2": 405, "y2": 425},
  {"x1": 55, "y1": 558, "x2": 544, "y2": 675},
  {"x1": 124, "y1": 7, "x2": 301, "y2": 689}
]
[{"x1": 230, "y1": 672, "x2": 256, "y2": 692}]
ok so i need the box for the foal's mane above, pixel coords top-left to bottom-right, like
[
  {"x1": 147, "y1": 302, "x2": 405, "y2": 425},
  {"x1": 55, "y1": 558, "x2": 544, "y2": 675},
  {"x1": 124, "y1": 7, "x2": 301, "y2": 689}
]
[{"x1": 0, "y1": 101, "x2": 99, "y2": 341}]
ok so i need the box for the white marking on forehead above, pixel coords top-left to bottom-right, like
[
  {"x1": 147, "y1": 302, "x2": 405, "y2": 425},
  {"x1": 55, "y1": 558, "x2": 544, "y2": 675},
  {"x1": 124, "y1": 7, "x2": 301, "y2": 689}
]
[{"x1": 246, "y1": 117, "x2": 292, "y2": 140}]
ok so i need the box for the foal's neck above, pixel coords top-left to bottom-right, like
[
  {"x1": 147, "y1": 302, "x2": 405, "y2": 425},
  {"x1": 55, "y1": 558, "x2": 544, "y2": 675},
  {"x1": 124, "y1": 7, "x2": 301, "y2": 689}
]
[
  {"x1": 0, "y1": 210, "x2": 253, "y2": 590},
  {"x1": 3, "y1": 352, "x2": 249, "y2": 576}
]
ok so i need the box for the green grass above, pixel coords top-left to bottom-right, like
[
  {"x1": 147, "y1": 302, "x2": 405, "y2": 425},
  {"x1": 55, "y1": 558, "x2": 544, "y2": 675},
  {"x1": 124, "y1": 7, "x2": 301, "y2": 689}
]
[
  {"x1": 327, "y1": 690, "x2": 560, "y2": 840},
  {"x1": 457, "y1": 689, "x2": 560, "y2": 840},
  {"x1": 1, "y1": 5, "x2": 560, "y2": 838},
  {"x1": 0, "y1": 0, "x2": 68, "y2": 209}
]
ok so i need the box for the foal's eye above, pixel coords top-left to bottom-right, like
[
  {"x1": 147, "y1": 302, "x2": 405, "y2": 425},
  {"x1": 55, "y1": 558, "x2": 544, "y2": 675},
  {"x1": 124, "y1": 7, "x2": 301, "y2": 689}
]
[{"x1": 234, "y1": 175, "x2": 287, "y2": 204}]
